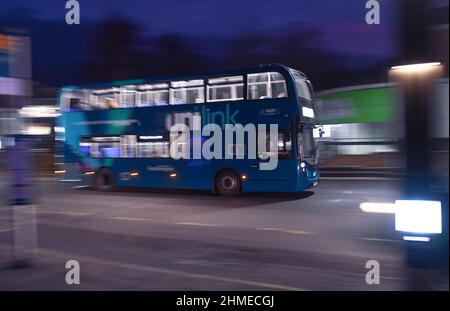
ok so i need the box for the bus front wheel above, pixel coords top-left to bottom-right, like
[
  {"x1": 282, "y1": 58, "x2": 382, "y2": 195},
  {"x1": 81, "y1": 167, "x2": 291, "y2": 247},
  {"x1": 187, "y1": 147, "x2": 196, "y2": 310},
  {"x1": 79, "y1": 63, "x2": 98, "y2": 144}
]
[
  {"x1": 215, "y1": 170, "x2": 241, "y2": 196},
  {"x1": 95, "y1": 168, "x2": 114, "y2": 191}
]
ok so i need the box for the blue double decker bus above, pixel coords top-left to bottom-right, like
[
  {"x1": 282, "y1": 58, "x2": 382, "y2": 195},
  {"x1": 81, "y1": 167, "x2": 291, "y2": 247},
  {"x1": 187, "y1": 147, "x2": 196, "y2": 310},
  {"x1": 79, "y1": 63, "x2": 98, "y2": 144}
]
[{"x1": 55, "y1": 64, "x2": 319, "y2": 195}]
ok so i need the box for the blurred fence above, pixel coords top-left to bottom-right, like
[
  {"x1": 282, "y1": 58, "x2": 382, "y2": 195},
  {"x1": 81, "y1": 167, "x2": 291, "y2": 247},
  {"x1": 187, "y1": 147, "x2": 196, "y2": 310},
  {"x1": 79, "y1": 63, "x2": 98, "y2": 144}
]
[
  {"x1": 315, "y1": 79, "x2": 449, "y2": 168},
  {"x1": 317, "y1": 140, "x2": 398, "y2": 162}
]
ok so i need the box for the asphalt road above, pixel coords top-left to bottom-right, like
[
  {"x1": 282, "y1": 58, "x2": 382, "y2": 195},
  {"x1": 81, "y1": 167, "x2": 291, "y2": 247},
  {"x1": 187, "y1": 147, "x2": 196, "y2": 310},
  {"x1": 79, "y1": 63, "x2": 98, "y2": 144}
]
[{"x1": 0, "y1": 178, "x2": 448, "y2": 290}]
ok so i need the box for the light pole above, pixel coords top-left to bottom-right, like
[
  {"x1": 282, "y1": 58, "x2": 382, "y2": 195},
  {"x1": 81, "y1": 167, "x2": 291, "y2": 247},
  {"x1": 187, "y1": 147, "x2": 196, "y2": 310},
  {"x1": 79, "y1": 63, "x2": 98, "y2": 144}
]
[{"x1": 390, "y1": 0, "x2": 446, "y2": 289}]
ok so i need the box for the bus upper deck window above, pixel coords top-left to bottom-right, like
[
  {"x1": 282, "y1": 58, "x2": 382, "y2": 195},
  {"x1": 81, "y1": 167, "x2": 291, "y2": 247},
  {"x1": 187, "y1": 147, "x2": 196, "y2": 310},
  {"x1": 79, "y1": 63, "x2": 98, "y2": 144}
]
[
  {"x1": 207, "y1": 76, "x2": 244, "y2": 102},
  {"x1": 119, "y1": 87, "x2": 136, "y2": 108},
  {"x1": 151, "y1": 90, "x2": 169, "y2": 106},
  {"x1": 89, "y1": 88, "x2": 121, "y2": 109},
  {"x1": 137, "y1": 83, "x2": 169, "y2": 107},
  {"x1": 170, "y1": 80, "x2": 205, "y2": 105},
  {"x1": 69, "y1": 98, "x2": 81, "y2": 111},
  {"x1": 247, "y1": 72, "x2": 287, "y2": 100},
  {"x1": 105, "y1": 98, "x2": 119, "y2": 109}
]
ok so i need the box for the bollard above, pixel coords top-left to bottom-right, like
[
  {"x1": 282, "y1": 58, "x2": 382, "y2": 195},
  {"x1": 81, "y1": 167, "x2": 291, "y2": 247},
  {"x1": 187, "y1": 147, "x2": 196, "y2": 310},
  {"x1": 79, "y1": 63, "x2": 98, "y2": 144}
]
[{"x1": 6, "y1": 139, "x2": 37, "y2": 268}]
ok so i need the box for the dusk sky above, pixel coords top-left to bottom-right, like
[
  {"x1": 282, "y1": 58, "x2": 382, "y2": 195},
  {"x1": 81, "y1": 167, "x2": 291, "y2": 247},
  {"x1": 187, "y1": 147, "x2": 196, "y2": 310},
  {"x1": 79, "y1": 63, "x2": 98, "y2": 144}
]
[
  {"x1": 1, "y1": 0, "x2": 448, "y2": 87},
  {"x1": 1, "y1": 0, "x2": 400, "y2": 59}
]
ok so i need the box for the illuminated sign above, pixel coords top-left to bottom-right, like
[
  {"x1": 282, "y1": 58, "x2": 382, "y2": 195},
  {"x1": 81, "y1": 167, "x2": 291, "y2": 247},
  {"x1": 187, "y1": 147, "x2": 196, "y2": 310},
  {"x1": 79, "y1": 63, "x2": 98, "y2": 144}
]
[
  {"x1": 0, "y1": 34, "x2": 31, "y2": 79},
  {"x1": 0, "y1": 35, "x2": 10, "y2": 51},
  {"x1": 0, "y1": 77, "x2": 30, "y2": 96},
  {"x1": 0, "y1": 35, "x2": 20, "y2": 52},
  {"x1": 0, "y1": 35, "x2": 8, "y2": 76}
]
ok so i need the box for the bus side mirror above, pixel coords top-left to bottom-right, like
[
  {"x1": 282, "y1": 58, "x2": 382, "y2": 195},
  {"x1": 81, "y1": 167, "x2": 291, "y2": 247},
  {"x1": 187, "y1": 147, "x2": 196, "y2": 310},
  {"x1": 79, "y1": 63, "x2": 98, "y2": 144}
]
[
  {"x1": 318, "y1": 125, "x2": 325, "y2": 138},
  {"x1": 318, "y1": 127, "x2": 325, "y2": 138}
]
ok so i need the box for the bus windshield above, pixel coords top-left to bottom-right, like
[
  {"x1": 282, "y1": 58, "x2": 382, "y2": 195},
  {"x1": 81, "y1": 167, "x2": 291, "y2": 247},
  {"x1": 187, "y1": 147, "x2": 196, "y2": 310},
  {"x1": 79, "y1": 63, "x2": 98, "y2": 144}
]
[
  {"x1": 292, "y1": 71, "x2": 317, "y2": 165},
  {"x1": 292, "y1": 72, "x2": 312, "y2": 103},
  {"x1": 298, "y1": 124, "x2": 317, "y2": 165}
]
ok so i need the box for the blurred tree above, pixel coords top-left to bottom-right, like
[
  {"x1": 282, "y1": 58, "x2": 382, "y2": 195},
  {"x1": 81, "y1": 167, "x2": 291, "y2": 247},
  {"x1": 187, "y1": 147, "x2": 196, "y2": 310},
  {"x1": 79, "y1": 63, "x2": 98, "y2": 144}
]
[
  {"x1": 221, "y1": 24, "x2": 352, "y2": 90},
  {"x1": 149, "y1": 34, "x2": 209, "y2": 76},
  {"x1": 221, "y1": 34, "x2": 276, "y2": 69},
  {"x1": 81, "y1": 23, "x2": 393, "y2": 90},
  {"x1": 84, "y1": 16, "x2": 145, "y2": 82},
  {"x1": 273, "y1": 28, "x2": 351, "y2": 90}
]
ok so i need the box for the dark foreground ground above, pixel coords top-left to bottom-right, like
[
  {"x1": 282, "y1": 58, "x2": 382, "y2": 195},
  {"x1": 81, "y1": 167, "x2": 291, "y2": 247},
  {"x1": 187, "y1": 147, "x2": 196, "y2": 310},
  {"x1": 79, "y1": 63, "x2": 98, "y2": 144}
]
[{"x1": 0, "y1": 178, "x2": 448, "y2": 290}]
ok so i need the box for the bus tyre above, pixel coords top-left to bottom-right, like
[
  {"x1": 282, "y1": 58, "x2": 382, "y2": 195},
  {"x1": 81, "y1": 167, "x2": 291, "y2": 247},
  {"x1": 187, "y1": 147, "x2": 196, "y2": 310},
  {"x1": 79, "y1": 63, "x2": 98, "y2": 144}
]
[
  {"x1": 95, "y1": 168, "x2": 114, "y2": 191},
  {"x1": 215, "y1": 170, "x2": 241, "y2": 196}
]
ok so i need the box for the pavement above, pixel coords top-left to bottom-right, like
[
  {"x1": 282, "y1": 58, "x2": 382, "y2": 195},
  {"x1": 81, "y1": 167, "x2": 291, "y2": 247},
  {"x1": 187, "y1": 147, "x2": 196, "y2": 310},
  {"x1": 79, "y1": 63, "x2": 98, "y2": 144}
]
[
  {"x1": 320, "y1": 153, "x2": 448, "y2": 183},
  {"x1": 0, "y1": 178, "x2": 448, "y2": 290},
  {"x1": 319, "y1": 153, "x2": 403, "y2": 179}
]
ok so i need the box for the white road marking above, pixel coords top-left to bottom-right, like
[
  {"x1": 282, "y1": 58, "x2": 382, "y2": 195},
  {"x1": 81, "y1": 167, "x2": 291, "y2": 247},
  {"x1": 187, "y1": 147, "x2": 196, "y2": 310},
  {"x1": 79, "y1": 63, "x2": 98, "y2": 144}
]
[
  {"x1": 321, "y1": 177, "x2": 402, "y2": 181},
  {"x1": 258, "y1": 227, "x2": 315, "y2": 235},
  {"x1": 381, "y1": 276, "x2": 404, "y2": 281},
  {"x1": 108, "y1": 216, "x2": 152, "y2": 222},
  {"x1": 0, "y1": 244, "x2": 306, "y2": 291},
  {"x1": 72, "y1": 185, "x2": 90, "y2": 189},
  {"x1": 172, "y1": 223, "x2": 315, "y2": 236},
  {"x1": 25, "y1": 210, "x2": 91, "y2": 217},
  {"x1": 274, "y1": 263, "x2": 404, "y2": 282},
  {"x1": 359, "y1": 202, "x2": 396, "y2": 214},
  {"x1": 175, "y1": 222, "x2": 224, "y2": 227},
  {"x1": 359, "y1": 237, "x2": 399, "y2": 243}
]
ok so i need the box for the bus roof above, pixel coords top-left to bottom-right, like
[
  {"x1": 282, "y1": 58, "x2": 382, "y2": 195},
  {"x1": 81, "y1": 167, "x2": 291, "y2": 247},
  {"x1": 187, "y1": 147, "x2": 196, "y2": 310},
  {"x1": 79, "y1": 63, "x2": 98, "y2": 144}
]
[{"x1": 61, "y1": 64, "x2": 307, "y2": 91}]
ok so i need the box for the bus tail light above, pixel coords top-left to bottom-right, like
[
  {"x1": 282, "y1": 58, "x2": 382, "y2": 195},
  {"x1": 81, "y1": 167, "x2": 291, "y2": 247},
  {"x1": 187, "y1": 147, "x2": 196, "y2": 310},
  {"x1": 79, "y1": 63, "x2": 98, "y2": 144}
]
[
  {"x1": 169, "y1": 172, "x2": 177, "y2": 178},
  {"x1": 54, "y1": 170, "x2": 66, "y2": 174},
  {"x1": 241, "y1": 175, "x2": 247, "y2": 180},
  {"x1": 85, "y1": 171, "x2": 95, "y2": 175},
  {"x1": 130, "y1": 172, "x2": 139, "y2": 177}
]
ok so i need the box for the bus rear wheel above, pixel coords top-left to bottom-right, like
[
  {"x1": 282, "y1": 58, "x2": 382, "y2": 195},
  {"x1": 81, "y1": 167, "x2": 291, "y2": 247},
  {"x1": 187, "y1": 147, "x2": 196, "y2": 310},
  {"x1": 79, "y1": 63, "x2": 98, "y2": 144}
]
[
  {"x1": 95, "y1": 168, "x2": 114, "y2": 191},
  {"x1": 215, "y1": 170, "x2": 241, "y2": 196}
]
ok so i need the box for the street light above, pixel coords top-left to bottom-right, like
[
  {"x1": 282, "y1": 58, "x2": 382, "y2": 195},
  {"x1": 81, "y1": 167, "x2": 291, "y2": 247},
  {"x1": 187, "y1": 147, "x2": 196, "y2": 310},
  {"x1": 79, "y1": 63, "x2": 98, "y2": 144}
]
[
  {"x1": 390, "y1": 62, "x2": 441, "y2": 73},
  {"x1": 395, "y1": 200, "x2": 442, "y2": 238}
]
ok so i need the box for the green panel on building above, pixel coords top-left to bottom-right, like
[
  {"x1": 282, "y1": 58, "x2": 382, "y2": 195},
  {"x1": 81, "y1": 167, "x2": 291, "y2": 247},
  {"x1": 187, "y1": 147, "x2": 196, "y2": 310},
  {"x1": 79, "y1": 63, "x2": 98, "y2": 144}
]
[{"x1": 318, "y1": 86, "x2": 397, "y2": 124}]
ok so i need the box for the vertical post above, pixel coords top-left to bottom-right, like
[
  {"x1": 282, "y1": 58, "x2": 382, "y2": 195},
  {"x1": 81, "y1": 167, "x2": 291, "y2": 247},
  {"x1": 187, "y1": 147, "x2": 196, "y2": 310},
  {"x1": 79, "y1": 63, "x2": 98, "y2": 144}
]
[
  {"x1": 400, "y1": 0, "x2": 430, "y2": 198},
  {"x1": 392, "y1": 0, "x2": 445, "y2": 289},
  {"x1": 6, "y1": 139, "x2": 37, "y2": 268}
]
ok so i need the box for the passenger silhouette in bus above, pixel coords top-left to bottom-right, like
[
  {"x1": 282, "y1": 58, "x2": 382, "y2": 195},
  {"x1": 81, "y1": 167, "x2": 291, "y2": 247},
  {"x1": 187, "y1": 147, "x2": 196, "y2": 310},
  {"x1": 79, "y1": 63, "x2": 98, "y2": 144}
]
[
  {"x1": 105, "y1": 98, "x2": 119, "y2": 109},
  {"x1": 78, "y1": 98, "x2": 92, "y2": 110}
]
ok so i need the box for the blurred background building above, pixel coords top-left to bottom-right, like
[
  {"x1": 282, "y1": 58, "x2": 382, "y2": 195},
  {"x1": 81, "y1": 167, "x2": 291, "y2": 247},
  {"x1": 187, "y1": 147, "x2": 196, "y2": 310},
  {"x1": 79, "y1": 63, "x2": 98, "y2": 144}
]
[
  {"x1": 0, "y1": 32, "x2": 31, "y2": 137},
  {"x1": 315, "y1": 5, "x2": 448, "y2": 183},
  {"x1": 0, "y1": 0, "x2": 448, "y2": 291},
  {"x1": 0, "y1": 30, "x2": 57, "y2": 172},
  {"x1": 0, "y1": 1, "x2": 448, "y2": 176}
]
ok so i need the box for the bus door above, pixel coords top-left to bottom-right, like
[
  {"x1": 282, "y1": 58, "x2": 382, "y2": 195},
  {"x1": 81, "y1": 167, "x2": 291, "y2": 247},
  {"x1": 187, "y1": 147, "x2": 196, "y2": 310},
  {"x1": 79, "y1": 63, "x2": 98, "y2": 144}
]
[{"x1": 245, "y1": 128, "x2": 297, "y2": 189}]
